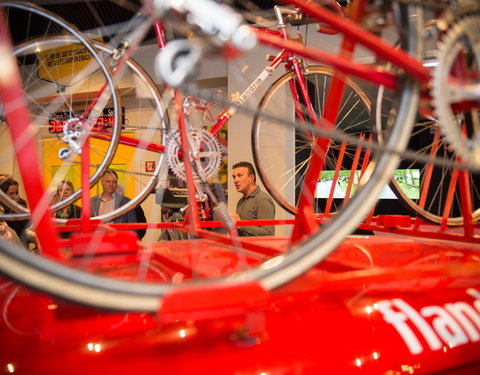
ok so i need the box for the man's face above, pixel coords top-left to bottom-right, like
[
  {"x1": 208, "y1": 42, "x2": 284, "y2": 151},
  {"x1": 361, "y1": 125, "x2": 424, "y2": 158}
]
[
  {"x1": 6, "y1": 184, "x2": 19, "y2": 202},
  {"x1": 101, "y1": 174, "x2": 118, "y2": 195},
  {"x1": 232, "y1": 167, "x2": 254, "y2": 196}
]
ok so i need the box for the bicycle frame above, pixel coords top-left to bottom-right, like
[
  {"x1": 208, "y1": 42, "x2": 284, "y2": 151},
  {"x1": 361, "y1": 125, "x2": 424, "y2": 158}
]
[
  {"x1": 0, "y1": 11, "x2": 61, "y2": 257},
  {"x1": 2, "y1": 0, "x2": 480, "y2": 317},
  {"x1": 89, "y1": 8, "x2": 343, "y2": 242},
  {"x1": 4, "y1": 0, "x2": 479, "y2": 256}
]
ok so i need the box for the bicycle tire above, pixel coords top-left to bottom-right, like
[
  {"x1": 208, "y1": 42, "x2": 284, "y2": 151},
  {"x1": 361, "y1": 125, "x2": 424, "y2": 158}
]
[
  {"x1": 0, "y1": 2, "x2": 422, "y2": 312},
  {"x1": 75, "y1": 39, "x2": 169, "y2": 223},
  {"x1": 252, "y1": 66, "x2": 371, "y2": 215},
  {"x1": 0, "y1": 2, "x2": 122, "y2": 220},
  {"x1": 376, "y1": 84, "x2": 480, "y2": 226}
]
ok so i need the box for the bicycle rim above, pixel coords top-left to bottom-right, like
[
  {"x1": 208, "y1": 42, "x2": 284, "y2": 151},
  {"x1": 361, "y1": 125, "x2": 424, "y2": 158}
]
[
  {"x1": 0, "y1": 2, "x2": 121, "y2": 220},
  {"x1": 252, "y1": 66, "x2": 372, "y2": 215},
  {"x1": 0, "y1": 2, "x2": 422, "y2": 312}
]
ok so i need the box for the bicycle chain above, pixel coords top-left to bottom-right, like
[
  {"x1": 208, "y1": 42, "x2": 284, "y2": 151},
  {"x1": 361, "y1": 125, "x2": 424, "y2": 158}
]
[{"x1": 166, "y1": 128, "x2": 222, "y2": 183}]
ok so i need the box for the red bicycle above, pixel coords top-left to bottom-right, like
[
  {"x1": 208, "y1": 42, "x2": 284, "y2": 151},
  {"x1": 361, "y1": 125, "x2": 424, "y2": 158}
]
[{"x1": 0, "y1": 0, "x2": 478, "y2": 312}]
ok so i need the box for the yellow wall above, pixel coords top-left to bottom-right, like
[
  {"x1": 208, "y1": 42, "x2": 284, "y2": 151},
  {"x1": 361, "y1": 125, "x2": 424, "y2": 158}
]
[{"x1": 42, "y1": 133, "x2": 136, "y2": 201}]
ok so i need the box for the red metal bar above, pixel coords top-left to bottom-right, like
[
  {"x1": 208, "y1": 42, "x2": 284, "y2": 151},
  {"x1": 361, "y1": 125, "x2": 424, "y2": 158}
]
[
  {"x1": 0, "y1": 13, "x2": 61, "y2": 257},
  {"x1": 458, "y1": 170, "x2": 474, "y2": 238},
  {"x1": 450, "y1": 53, "x2": 474, "y2": 238},
  {"x1": 91, "y1": 133, "x2": 165, "y2": 153},
  {"x1": 413, "y1": 126, "x2": 441, "y2": 229},
  {"x1": 292, "y1": 59, "x2": 322, "y2": 128},
  {"x1": 360, "y1": 134, "x2": 375, "y2": 224},
  {"x1": 289, "y1": 60, "x2": 337, "y2": 242},
  {"x1": 80, "y1": 138, "x2": 91, "y2": 233},
  {"x1": 209, "y1": 115, "x2": 230, "y2": 137},
  {"x1": 290, "y1": 4, "x2": 363, "y2": 243},
  {"x1": 358, "y1": 133, "x2": 372, "y2": 179},
  {"x1": 284, "y1": 0, "x2": 430, "y2": 84},
  {"x1": 175, "y1": 91, "x2": 201, "y2": 230},
  {"x1": 284, "y1": 60, "x2": 316, "y2": 140},
  {"x1": 253, "y1": 26, "x2": 282, "y2": 37},
  {"x1": 255, "y1": 30, "x2": 397, "y2": 89},
  {"x1": 343, "y1": 133, "x2": 365, "y2": 204},
  {"x1": 153, "y1": 21, "x2": 167, "y2": 49},
  {"x1": 316, "y1": 0, "x2": 345, "y2": 35},
  {"x1": 105, "y1": 218, "x2": 296, "y2": 232},
  {"x1": 324, "y1": 142, "x2": 347, "y2": 215},
  {"x1": 360, "y1": 219, "x2": 480, "y2": 244},
  {"x1": 440, "y1": 169, "x2": 459, "y2": 232}
]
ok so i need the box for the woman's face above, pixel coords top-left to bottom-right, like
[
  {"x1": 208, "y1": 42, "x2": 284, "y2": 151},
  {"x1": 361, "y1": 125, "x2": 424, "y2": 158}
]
[
  {"x1": 6, "y1": 185, "x2": 19, "y2": 202},
  {"x1": 58, "y1": 183, "x2": 73, "y2": 200}
]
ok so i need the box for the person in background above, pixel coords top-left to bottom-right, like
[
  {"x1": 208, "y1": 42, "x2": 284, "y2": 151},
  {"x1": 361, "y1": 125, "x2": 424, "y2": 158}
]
[
  {"x1": 135, "y1": 205, "x2": 147, "y2": 240},
  {"x1": 52, "y1": 180, "x2": 81, "y2": 239},
  {"x1": 0, "y1": 177, "x2": 27, "y2": 210},
  {"x1": 90, "y1": 169, "x2": 145, "y2": 239},
  {"x1": 54, "y1": 180, "x2": 81, "y2": 220},
  {"x1": 0, "y1": 205, "x2": 23, "y2": 248},
  {"x1": 231, "y1": 161, "x2": 275, "y2": 236},
  {"x1": 0, "y1": 177, "x2": 33, "y2": 247}
]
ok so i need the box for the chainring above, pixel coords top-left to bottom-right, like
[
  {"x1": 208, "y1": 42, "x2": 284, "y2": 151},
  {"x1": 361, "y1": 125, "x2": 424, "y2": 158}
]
[
  {"x1": 432, "y1": 14, "x2": 480, "y2": 165},
  {"x1": 166, "y1": 128, "x2": 222, "y2": 182}
]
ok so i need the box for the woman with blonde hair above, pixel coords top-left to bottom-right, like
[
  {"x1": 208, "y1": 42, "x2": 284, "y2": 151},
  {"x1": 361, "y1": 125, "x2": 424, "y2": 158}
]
[{"x1": 54, "y1": 180, "x2": 81, "y2": 219}]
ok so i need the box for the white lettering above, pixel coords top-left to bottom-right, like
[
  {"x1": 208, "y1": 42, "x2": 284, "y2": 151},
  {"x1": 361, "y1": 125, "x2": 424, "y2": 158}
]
[
  {"x1": 378, "y1": 289, "x2": 480, "y2": 355},
  {"x1": 394, "y1": 299, "x2": 442, "y2": 351},
  {"x1": 421, "y1": 305, "x2": 468, "y2": 346},
  {"x1": 444, "y1": 302, "x2": 480, "y2": 341},
  {"x1": 376, "y1": 300, "x2": 424, "y2": 354},
  {"x1": 235, "y1": 70, "x2": 270, "y2": 106},
  {"x1": 466, "y1": 288, "x2": 480, "y2": 311}
]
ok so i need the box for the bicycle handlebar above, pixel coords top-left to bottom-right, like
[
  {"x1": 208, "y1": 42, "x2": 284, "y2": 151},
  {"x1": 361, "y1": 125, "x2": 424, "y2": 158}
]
[
  {"x1": 275, "y1": 1, "x2": 346, "y2": 33},
  {"x1": 152, "y1": 0, "x2": 256, "y2": 51}
]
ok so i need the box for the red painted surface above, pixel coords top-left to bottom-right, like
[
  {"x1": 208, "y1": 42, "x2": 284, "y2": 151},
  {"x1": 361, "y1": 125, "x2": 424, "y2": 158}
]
[{"x1": 1, "y1": 234, "x2": 480, "y2": 375}]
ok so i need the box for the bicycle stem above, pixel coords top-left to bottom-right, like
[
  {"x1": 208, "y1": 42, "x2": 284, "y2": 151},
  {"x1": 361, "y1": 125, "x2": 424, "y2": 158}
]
[{"x1": 284, "y1": 0, "x2": 430, "y2": 83}]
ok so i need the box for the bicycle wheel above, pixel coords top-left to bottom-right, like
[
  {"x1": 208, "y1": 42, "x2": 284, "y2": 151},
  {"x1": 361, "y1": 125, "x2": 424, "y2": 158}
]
[
  {"x1": 252, "y1": 66, "x2": 371, "y2": 215},
  {"x1": 432, "y1": 14, "x2": 480, "y2": 166},
  {"x1": 377, "y1": 108, "x2": 480, "y2": 226},
  {"x1": 0, "y1": 2, "x2": 121, "y2": 220},
  {"x1": 74, "y1": 39, "x2": 169, "y2": 224},
  {"x1": 0, "y1": 1, "x2": 422, "y2": 313},
  {"x1": 0, "y1": 4, "x2": 168, "y2": 225},
  {"x1": 372, "y1": 5, "x2": 480, "y2": 226}
]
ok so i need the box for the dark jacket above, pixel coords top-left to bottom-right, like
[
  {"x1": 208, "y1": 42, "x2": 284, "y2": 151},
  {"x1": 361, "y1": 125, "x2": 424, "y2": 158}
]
[
  {"x1": 90, "y1": 194, "x2": 137, "y2": 223},
  {"x1": 91, "y1": 194, "x2": 145, "y2": 239}
]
